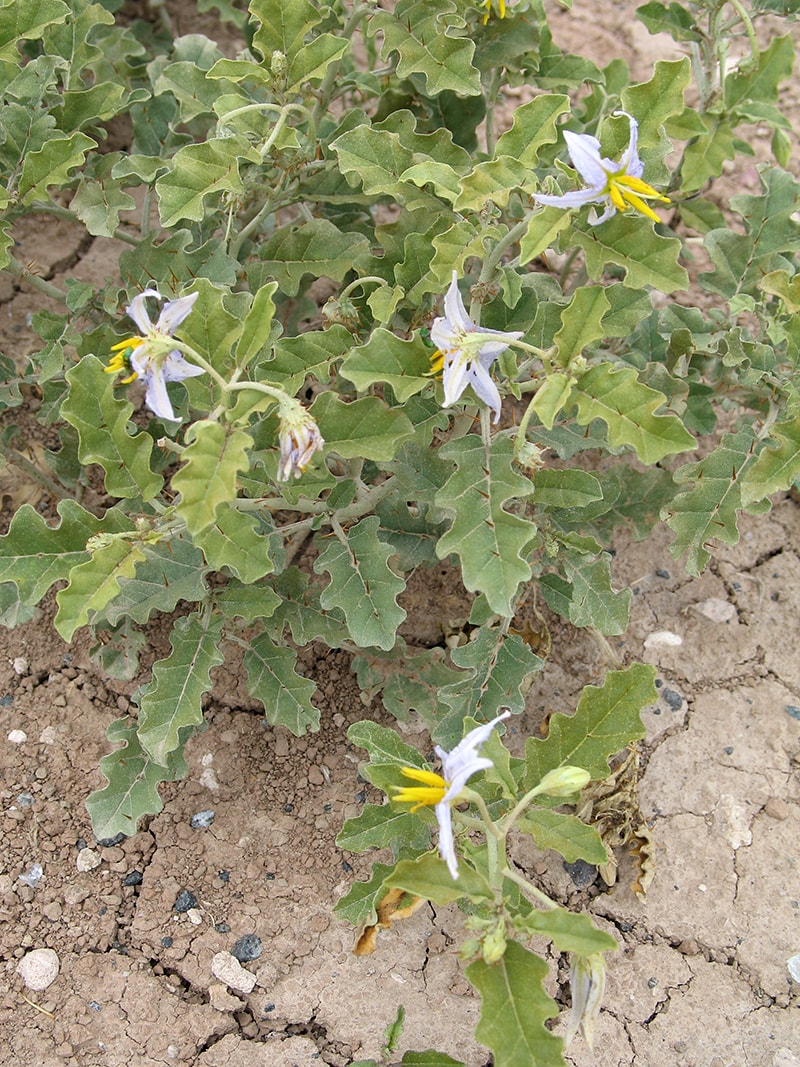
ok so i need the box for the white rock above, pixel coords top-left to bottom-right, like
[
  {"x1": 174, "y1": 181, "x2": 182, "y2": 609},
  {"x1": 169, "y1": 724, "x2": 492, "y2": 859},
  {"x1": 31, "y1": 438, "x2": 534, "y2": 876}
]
[
  {"x1": 12, "y1": 657, "x2": 29, "y2": 676},
  {"x1": 7, "y1": 730, "x2": 27, "y2": 744},
  {"x1": 16, "y1": 948, "x2": 60, "y2": 991},
  {"x1": 76, "y1": 847, "x2": 102, "y2": 872},
  {"x1": 211, "y1": 951, "x2": 256, "y2": 994},
  {"x1": 694, "y1": 597, "x2": 737, "y2": 623},
  {"x1": 38, "y1": 726, "x2": 57, "y2": 744},
  {"x1": 186, "y1": 908, "x2": 203, "y2": 925},
  {"x1": 788, "y1": 953, "x2": 800, "y2": 983},
  {"x1": 643, "y1": 630, "x2": 683, "y2": 649}
]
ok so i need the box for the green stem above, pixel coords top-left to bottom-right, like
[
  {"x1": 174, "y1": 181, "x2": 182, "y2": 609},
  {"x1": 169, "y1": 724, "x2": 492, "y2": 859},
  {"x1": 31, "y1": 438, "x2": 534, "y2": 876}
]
[
  {"x1": 500, "y1": 864, "x2": 559, "y2": 910},
  {"x1": 3, "y1": 448, "x2": 71, "y2": 501},
  {"x1": 6, "y1": 255, "x2": 66, "y2": 301},
  {"x1": 727, "y1": 0, "x2": 759, "y2": 66},
  {"x1": 310, "y1": 2, "x2": 373, "y2": 126},
  {"x1": 478, "y1": 217, "x2": 531, "y2": 288},
  {"x1": 337, "y1": 275, "x2": 388, "y2": 300}
]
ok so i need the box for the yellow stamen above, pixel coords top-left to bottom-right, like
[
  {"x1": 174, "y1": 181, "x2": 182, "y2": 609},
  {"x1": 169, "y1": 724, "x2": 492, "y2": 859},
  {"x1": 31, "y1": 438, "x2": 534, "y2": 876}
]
[
  {"x1": 608, "y1": 182, "x2": 627, "y2": 214},
  {"x1": 428, "y1": 349, "x2": 445, "y2": 375},
  {"x1": 615, "y1": 174, "x2": 670, "y2": 202},
  {"x1": 110, "y1": 335, "x2": 143, "y2": 352},
  {"x1": 393, "y1": 766, "x2": 448, "y2": 811},
  {"x1": 620, "y1": 189, "x2": 662, "y2": 223},
  {"x1": 401, "y1": 766, "x2": 447, "y2": 787},
  {"x1": 105, "y1": 351, "x2": 138, "y2": 384}
]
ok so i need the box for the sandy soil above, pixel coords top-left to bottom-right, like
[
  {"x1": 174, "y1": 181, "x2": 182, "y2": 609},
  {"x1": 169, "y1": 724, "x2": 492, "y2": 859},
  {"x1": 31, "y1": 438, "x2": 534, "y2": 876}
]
[{"x1": 1, "y1": 2, "x2": 799, "y2": 1065}]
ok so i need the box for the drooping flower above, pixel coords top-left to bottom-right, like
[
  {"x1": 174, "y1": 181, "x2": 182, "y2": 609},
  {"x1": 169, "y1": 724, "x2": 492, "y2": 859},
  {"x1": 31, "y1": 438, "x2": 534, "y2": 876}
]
[
  {"x1": 533, "y1": 112, "x2": 670, "y2": 226},
  {"x1": 106, "y1": 288, "x2": 203, "y2": 422},
  {"x1": 430, "y1": 273, "x2": 523, "y2": 423},
  {"x1": 276, "y1": 398, "x2": 325, "y2": 481},
  {"x1": 393, "y1": 711, "x2": 511, "y2": 879},
  {"x1": 564, "y1": 952, "x2": 607, "y2": 1049}
]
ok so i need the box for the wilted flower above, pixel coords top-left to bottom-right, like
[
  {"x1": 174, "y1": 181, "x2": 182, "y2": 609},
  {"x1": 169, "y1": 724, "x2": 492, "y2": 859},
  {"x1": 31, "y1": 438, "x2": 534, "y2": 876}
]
[
  {"x1": 106, "y1": 288, "x2": 203, "y2": 422},
  {"x1": 564, "y1": 952, "x2": 607, "y2": 1049},
  {"x1": 394, "y1": 711, "x2": 511, "y2": 878},
  {"x1": 533, "y1": 112, "x2": 670, "y2": 226},
  {"x1": 276, "y1": 398, "x2": 325, "y2": 481},
  {"x1": 430, "y1": 272, "x2": 522, "y2": 423}
]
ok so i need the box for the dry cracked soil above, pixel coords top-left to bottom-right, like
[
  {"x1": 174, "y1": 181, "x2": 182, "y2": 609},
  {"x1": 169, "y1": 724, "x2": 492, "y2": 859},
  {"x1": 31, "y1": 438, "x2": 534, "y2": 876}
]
[{"x1": 1, "y1": 1, "x2": 799, "y2": 1065}]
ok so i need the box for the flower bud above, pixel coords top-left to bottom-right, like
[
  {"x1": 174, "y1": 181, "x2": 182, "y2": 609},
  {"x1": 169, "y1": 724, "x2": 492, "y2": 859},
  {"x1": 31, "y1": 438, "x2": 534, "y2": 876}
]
[
  {"x1": 270, "y1": 50, "x2": 287, "y2": 77},
  {"x1": 536, "y1": 765, "x2": 591, "y2": 797},
  {"x1": 481, "y1": 919, "x2": 507, "y2": 965},
  {"x1": 564, "y1": 952, "x2": 606, "y2": 1049},
  {"x1": 276, "y1": 399, "x2": 324, "y2": 481}
]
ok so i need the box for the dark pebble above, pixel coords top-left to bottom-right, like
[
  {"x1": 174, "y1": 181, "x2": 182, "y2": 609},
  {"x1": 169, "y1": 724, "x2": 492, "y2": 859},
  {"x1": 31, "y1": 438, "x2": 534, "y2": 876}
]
[
  {"x1": 323, "y1": 803, "x2": 332, "y2": 813},
  {"x1": 161, "y1": 937, "x2": 173, "y2": 948},
  {"x1": 124, "y1": 870, "x2": 143, "y2": 886},
  {"x1": 341, "y1": 860, "x2": 353, "y2": 873},
  {"x1": 284, "y1": 804, "x2": 294, "y2": 813},
  {"x1": 355, "y1": 789, "x2": 366, "y2": 804},
  {"x1": 654, "y1": 678, "x2": 663, "y2": 689},
  {"x1": 215, "y1": 922, "x2": 231, "y2": 934},
  {"x1": 0, "y1": 694, "x2": 13, "y2": 707},
  {"x1": 563, "y1": 859, "x2": 597, "y2": 888},
  {"x1": 76, "y1": 838, "x2": 87, "y2": 850},
  {"x1": 218, "y1": 870, "x2": 230, "y2": 883},
  {"x1": 96, "y1": 833, "x2": 126, "y2": 848},
  {"x1": 723, "y1": 746, "x2": 734, "y2": 755},
  {"x1": 662, "y1": 688, "x2": 683, "y2": 710},
  {"x1": 89, "y1": 1001, "x2": 102, "y2": 1013},
  {"x1": 786, "y1": 705, "x2": 800, "y2": 721},
  {"x1": 262, "y1": 1003, "x2": 275, "y2": 1013},
  {"x1": 655, "y1": 569, "x2": 670, "y2": 579},
  {"x1": 190, "y1": 810, "x2": 215, "y2": 829},
  {"x1": 174, "y1": 889, "x2": 197, "y2": 913},
  {"x1": 232, "y1": 934, "x2": 262, "y2": 962},
  {"x1": 265, "y1": 872, "x2": 275, "y2": 881},
  {"x1": 771, "y1": 592, "x2": 780, "y2": 601},
  {"x1": 17, "y1": 793, "x2": 34, "y2": 807}
]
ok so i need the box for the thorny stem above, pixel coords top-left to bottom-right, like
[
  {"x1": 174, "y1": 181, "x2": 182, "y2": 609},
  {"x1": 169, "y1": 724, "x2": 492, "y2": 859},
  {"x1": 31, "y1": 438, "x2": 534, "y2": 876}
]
[
  {"x1": 479, "y1": 217, "x2": 532, "y2": 289},
  {"x1": 6, "y1": 255, "x2": 67, "y2": 301}
]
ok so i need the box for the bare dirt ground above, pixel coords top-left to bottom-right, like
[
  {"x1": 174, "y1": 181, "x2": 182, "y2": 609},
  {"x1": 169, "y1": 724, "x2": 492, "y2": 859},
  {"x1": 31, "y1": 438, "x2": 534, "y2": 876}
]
[{"x1": 1, "y1": 2, "x2": 799, "y2": 1065}]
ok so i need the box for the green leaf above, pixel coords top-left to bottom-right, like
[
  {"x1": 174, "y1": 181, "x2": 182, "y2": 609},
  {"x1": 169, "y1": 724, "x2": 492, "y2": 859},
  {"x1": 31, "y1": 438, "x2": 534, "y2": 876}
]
[
  {"x1": 621, "y1": 58, "x2": 691, "y2": 177},
  {"x1": 62, "y1": 356, "x2": 162, "y2": 500},
  {"x1": 18, "y1": 132, "x2": 96, "y2": 205},
  {"x1": 553, "y1": 286, "x2": 610, "y2": 366},
  {"x1": 311, "y1": 393, "x2": 415, "y2": 462},
  {"x1": 347, "y1": 720, "x2": 428, "y2": 774},
  {"x1": 337, "y1": 802, "x2": 431, "y2": 854},
  {"x1": 531, "y1": 469, "x2": 603, "y2": 510},
  {"x1": 353, "y1": 642, "x2": 461, "y2": 728},
  {"x1": 194, "y1": 508, "x2": 275, "y2": 583},
  {"x1": 137, "y1": 612, "x2": 225, "y2": 765},
  {"x1": 55, "y1": 537, "x2": 146, "y2": 642},
  {"x1": 314, "y1": 517, "x2": 406, "y2": 651},
  {"x1": 156, "y1": 137, "x2": 253, "y2": 228},
  {"x1": 250, "y1": 0, "x2": 347, "y2": 90},
  {"x1": 664, "y1": 427, "x2": 759, "y2": 574},
  {"x1": 172, "y1": 421, "x2": 253, "y2": 535},
  {"x1": 104, "y1": 536, "x2": 207, "y2": 626},
  {"x1": 340, "y1": 330, "x2": 432, "y2": 401},
  {"x1": 635, "y1": 2, "x2": 701, "y2": 42},
  {"x1": 0, "y1": 583, "x2": 37, "y2": 628},
  {"x1": 385, "y1": 853, "x2": 493, "y2": 905},
  {"x1": 466, "y1": 942, "x2": 563, "y2": 1067},
  {"x1": 518, "y1": 809, "x2": 609, "y2": 864},
  {"x1": 237, "y1": 282, "x2": 280, "y2": 366},
  {"x1": 518, "y1": 907, "x2": 617, "y2": 955},
  {"x1": 368, "y1": 0, "x2": 481, "y2": 97},
  {"x1": 334, "y1": 861, "x2": 394, "y2": 927},
  {"x1": 86, "y1": 717, "x2": 185, "y2": 840},
  {"x1": 213, "y1": 580, "x2": 281, "y2": 622},
  {"x1": 244, "y1": 632, "x2": 319, "y2": 735},
  {"x1": 541, "y1": 551, "x2": 631, "y2": 634},
  {"x1": 519, "y1": 206, "x2": 573, "y2": 267},
  {"x1": 523, "y1": 664, "x2": 654, "y2": 789},
  {"x1": 724, "y1": 35, "x2": 794, "y2": 114},
  {"x1": 740, "y1": 412, "x2": 800, "y2": 505},
  {"x1": 71, "y1": 174, "x2": 137, "y2": 237},
  {"x1": 0, "y1": 500, "x2": 129, "y2": 605},
  {"x1": 436, "y1": 631, "x2": 542, "y2": 748},
  {"x1": 265, "y1": 325, "x2": 353, "y2": 395},
  {"x1": 572, "y1": 363, "x2": 695, "y2": 463},
  {"x1": 255, "y1": 219, "x2": 372, "y2": 296},
  {"x1": 90, "y1": 617, "x2": 147, "y2": 682},
  {"x1": 435, "y1": 435, "x2": 537, "y2": 616},
  {"x1": 493, "y1": 94, "x2": 571, "y2": 167},
  {"x1": 401, "y1": 1052, "x2": 464, "y2": 1067},
  {"x1": 269, "y1": 568, "x2": 346, "y2": 647},
  {"x1": 570, "y1": 213, "x2": 688, "y2": 292},
  {"x1": 0, "y1": 0, "x2": 69, "y2": 63}
]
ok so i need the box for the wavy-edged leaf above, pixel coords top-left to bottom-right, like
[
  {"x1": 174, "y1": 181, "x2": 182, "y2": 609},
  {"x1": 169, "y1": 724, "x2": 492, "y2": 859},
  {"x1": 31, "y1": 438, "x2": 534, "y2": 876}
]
[
  {"x1": 466, "y1": 942, "x2": 563, "y2": 1067},
  {"x1": 249, "y1": 0, "x2": 347, "y2": 90},
  {"x1": 334, "y1": 861, "x2": 394, "y2": 927},
  {"x1": 212, "y1": 580, "x2": 280, "y2": 622},
  {"x1": 518, "y1": 907, "x2": 617, "y2": 955},
  {"x1": 173, "y1": 421, "x2": 253, "y2": 535},
  {"x1": 570, "y1": 213, "x2": 688, "y2": 292},
  {"x1": 740, "y1": 412, "x2": 800, "y2": 506},
  {"x1": 664, "y1": 426, "x2": 759, "y2": 574},
  {"x1": 18, "y1": 132, "x2": 95, "y2": 205},
  {"x1": 385, "y1": 853, "x2": 493, "y2": 904},
  {"x1": 0, "y1": 0, "x2": 70, "y2": 63},
  {"x1": 62, "y1": 355, "x2": 162, "y2": 500},
  {"x1": 156, "y1": 136, "x2": 253, "y2": 228},
  {"x1": 518, "y1": 809, "x2": 608, "y2": 865},
  {"x1": 135, "y1": 612, "x2": 223, "y2": 765},
  {"x1": 435, "y1": 435, "x2": 537, "y2": 616},
  {"x1": 268, "y1": 568, "x2": 346, "y2": 647},
  {"x1": 368, "y1": 0, "x2": 480, "y2": 98},
  {"x1": 105, "y1": 536, "x2": 206, "y2": 625},
  {"x1": 194, "y1": 507, "x2": 275, "y2": 582},
  {"x1": 244, "y1": 632, "x2": 319, "y2": 735},
  {"x1": 55, "y1": 538, "x2": 146, "y2": 642},
  {"x1": 312, "y1": 393, "x2": 415, "y2": 463},
  {"x1": 0, "y1": 500, "x2": 130, "y2": 605},
  {"x1": 340, "y1": 330, "x2": 432, "y2": 401},
  {"x1": 553, "y1": 286, "x2": 610, "y2": 366},
  {"x1": 523, "y1": 664, "x2": 654, "y2": 789},
  {"x1": 348, "y1": 720, "x2": 429, "y2": 775},
  {"x1": 572, "y1": 363, "x2": 695, "y2": 463},
  {"x1": 337, "y1": 802, "x2": 431, "y2": 854},
  {"x1": 256, "y1": 219, "x2": 372, "y2": 296},
  {"x1": 532, "y1": 469, "x2": 603, "y2": 510},
  {"x1": 86, "y1": 716, "x2": 186, "y2": 840},
  {"x1": 314, "y1": 517, "x2": 406, "y2": 651}
]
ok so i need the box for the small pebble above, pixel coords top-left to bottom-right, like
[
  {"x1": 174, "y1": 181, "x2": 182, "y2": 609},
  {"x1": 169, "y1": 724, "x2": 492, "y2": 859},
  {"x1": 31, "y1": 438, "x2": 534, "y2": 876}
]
[
  {"x1": 231, "y1": 934, "x2": 262, "y2": 962},
  {"x1": 7, "y1": 729, "x2": 27, "y2": 744},
  {"x1": 563, "y1": 859, "x2": 597, "y2": 889},
  {"x1": 174, "y1": 889, "x2": 197, "y2": 913},
  {"x1": 211, "y1": 951, "x2": 256, "y2": 994},
  {"x1": 161, "y1": 937, "x2": 173, "y2": 948},
  {"x1": 218, "y1": 870, "x2": 230, "y2": 883},
  {"x1": 678, "y1": 939, "x2": 699, "y2": 956},
  {"x1": 215, "y1": 922, "x2": 231, "y2": 934},
  {"x1": 16, "y1": 948, "x2": 60, "y2": 991},
  {"x1": 785, "y1": 705, "x2": 800, "y2": 722},
  {"x1": 18, "y1": 864, "x2": 43, "y2": 888},
  {"x1": 788, "y1": 954, "x2": 800, "y2": 983},
  {"x1": 764, "y1": 797, "x2": 790, "y2": 821},
  {"x1": 190, "y1": 810, "x2": 215, "y2": 829},
  {"x1": 38, "y1": 726, "x2": 57, "y2": 745},
  {"x1": 12, "y1": 657, "x2": 29, "y2": 676},
  {"x1": 76, "y1": 848, "x2": 102, "y2": 873},
  {"x1": 643, "y1": 630, "x2": 682, "y2": 649},
  {"x1": 0, "y1": 694, "x2": 13, "y2": 707},
  {"x1": 187, "y1": 908, "x2": 203, "y2": 925},
  {"x1": 662, "y1": 688, "x2": 683, "y2": 710},
  {"x1": 16, "y1": 793, "x2": 34, "y2": 807},
  {"x1": 124, "y1": 870, "x2": 143, "y2": 887},
  {"x1": 96, "y1": 833, "x2": 126, "y2": 848},
  {"x1": 655, "y1": 568, "x2": 670, "y2": 579}
]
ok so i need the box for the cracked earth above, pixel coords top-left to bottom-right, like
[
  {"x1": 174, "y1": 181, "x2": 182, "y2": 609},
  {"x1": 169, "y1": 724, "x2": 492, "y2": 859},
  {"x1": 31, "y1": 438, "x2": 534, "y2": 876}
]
[{"x1": 1, "y1": 0, "x2": 800, "y2": 1064}]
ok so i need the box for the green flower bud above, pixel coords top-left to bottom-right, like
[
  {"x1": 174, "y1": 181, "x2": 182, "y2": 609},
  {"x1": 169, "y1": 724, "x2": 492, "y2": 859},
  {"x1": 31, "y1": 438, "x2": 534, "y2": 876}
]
[
  {"x1": 536, "y1": 766, "x2": 591, "y2": 797},
  {"x1": 481, "y1": 920, "x2": 507, "y2": 965}
]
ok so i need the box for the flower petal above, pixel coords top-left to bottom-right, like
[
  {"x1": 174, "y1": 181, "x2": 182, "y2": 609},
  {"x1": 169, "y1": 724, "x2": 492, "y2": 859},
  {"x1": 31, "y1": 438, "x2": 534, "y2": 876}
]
[
  {"x1": 161, "y1": 349, "x2": 205, "y2": 382},
  {"x1": 434, "y1": 800, "x2": 459, "y2": 879},
  {"x1": 533, "y1": 188, "x2": 604, "y2": 209},
  {"x1": 563, "y1": 130, "x2": 607, "y2": 188},
  {"x1": 126, "y1": 288, "x2": 160, "y2": 334},
  {"x1": 616, "y1": 112, "x2": 644, "y2": 179},
  {"x1": 156, "y1": 291, "x2": 199, "y2": 335},
  {"x1": 442, "y1": 270, "x2": 472, "y2": 333},
  {"x1": 467, "y1": 362, "x2": 503, "y2": 423},
  {"x1": 442, "y1": 352, "x2": 471, "y2": 408},
  {"x1": 141, "y1": 367, "x2": 177, "y2": 422}
]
